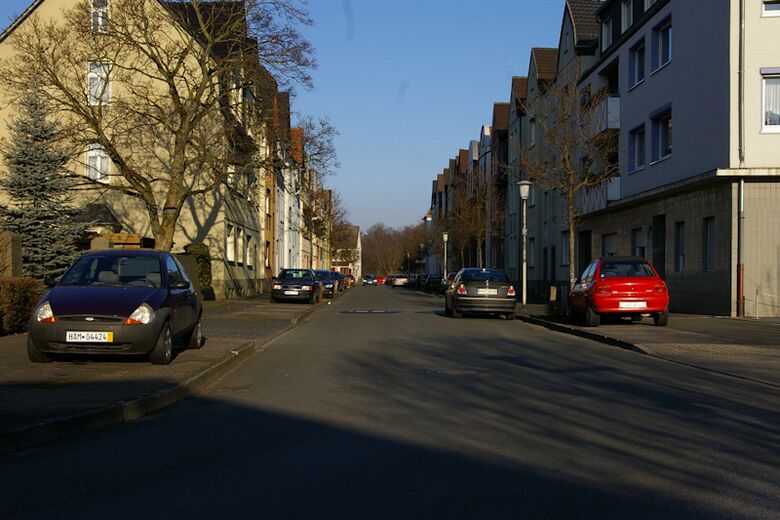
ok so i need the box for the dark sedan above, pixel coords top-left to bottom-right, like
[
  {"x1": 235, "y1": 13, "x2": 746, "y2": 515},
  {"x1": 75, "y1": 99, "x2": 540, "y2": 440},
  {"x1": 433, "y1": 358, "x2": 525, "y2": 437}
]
[
  {"x1": 272, "y1": 269, "x2": 321, "y2": 304},
  {"x1": 444, "y1": 268, "x2": 517, "y2": 320},
  {"x1": 314, "y1": 269, "x2": 337, "y2": 298},
  {"x1": 28, "y1": 249, "x2": 202, "y2": 365}
]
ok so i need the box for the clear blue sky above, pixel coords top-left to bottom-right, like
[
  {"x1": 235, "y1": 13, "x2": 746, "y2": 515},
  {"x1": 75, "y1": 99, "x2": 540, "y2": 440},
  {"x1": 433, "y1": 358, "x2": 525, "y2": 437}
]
[{"x1": 0, "y1": 0, "x2": 564, "y2": 230}]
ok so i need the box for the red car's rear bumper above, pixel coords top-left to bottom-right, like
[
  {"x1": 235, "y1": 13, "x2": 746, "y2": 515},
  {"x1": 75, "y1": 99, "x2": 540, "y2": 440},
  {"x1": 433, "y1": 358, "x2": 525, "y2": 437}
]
[{"x1": 590, "y1": 295, "x2": 669, "y2": 314}]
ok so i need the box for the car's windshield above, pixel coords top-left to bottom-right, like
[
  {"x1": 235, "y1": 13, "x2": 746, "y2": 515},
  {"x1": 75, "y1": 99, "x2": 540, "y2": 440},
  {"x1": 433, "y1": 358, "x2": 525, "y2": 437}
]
[
  {"x1": 600, "y1": 261, "x2": 655, "y2": 277},
  {"x1": 60, "y1": 255, "x2": 162, "y2": 288},
  {"x1": 461, "y1": 270, "x2": 510, "y2": 283},
  {"x1": 280, "y1": 269, "x2": 312, "y2": 280}
]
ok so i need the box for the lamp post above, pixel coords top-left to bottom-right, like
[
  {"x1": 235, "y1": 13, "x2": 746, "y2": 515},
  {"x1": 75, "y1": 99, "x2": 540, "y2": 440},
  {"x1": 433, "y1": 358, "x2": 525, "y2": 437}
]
[
  {"x1": 442, "y1": 232, "x2": 449, "y2": 274},
  {"x1": 517, "y1": 181, "x2": 531, "y2": 307}
]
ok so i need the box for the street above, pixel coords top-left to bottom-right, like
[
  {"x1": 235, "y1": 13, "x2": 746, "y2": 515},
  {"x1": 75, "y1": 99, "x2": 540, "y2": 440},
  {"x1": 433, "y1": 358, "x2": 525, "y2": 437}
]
[{"x1": 2, "y1": 286, "x2": 779, "y2": 519}]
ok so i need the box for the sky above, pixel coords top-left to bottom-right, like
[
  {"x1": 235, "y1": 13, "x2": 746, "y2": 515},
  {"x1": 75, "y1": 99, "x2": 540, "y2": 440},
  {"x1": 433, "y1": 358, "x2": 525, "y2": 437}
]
[{"x1": 0, "y1": 0, "x2": 565, "y2": 231}]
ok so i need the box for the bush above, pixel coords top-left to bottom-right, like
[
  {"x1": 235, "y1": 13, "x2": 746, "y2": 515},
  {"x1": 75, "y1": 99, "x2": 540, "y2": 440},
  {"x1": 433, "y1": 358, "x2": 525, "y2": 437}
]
[
  {"x1": 0, "y1": 277, "x2": 45, "y2": 335},
  {"x1": 184, "y1": 242, "x2": 215, "y2": 300}
]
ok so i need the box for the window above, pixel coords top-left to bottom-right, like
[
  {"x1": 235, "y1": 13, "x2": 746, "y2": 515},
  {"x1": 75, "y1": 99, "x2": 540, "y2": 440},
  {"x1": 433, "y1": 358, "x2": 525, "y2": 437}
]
[
  {"x1": 763, "y1": 75, "x2": 780, "y2": 130},
  {"x1": 265, "y1": 241, "x2": 271, "y2": 268},
  {"x1": 703, "y1": 217, "x2": 716, "y2": 271},
  {"x1": 236, "y1": 228, "x2": 244, "y2": 265},
  {"x1": 629, "y1": 39, "x2": 646, "y2": 87},
  {"x1": 226, "y1": 224, "x2": 235, "y2": 262},
  {"x1": 674, "y1": 221, "x2": 685, "y2": 272},
  {"x1": 628, "y1": 124, "x2": 646, "y2": 171},
  {"x1": 86, "y1": 143, "x2": 110, "y2": 183},
  {"x1": 764, "y1": 0, "x2": 780, "y2": 15},
  {"x1": 621, "y1": 0, "x2": 633, "y2": 33},
  {"x1": 91, "y1": 0, "x2": 109, "y2": 32},
  {"x1": 602, "y1": 18, "x2": 613, "y2": 51},
  {"x1": 166, "y1": 256, "x2": 184, "y2": 286},
  {"x1": 644, "y1": 0, "x2": 657, "y2": 10},
  {"x1": 601, "y1": 233, "x2": 617, "y2": 257},
  {"x1": 652, "y1": 18, "x2": 672, "y2": 71},
  {"x1": 246, "y1": 235, "x2": 254, "y2": 268},
  {"x1": 651, "y1": 108, "x2": 672, "y2": 161},
  {"x1": 529, "y1": 118, "x2": 537, "y2": 147},
  {"x1": 528, "y1": 238, "x2": 536, "y2": 267},
  {"x1": 631, "y1": 228, "x2": 646, "y2": 258},
  {"x1": 88, "y1": 62, "x2": 110, "y2": 105}
]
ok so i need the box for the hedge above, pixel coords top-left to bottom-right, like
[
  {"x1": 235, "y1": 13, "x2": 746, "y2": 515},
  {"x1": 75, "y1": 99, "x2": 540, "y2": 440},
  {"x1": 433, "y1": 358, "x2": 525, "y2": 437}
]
[
  {"x1": 184, "y1": 242, "x2": 215, "y2": 300},
  {"x1": 0, "y1": 277, "x2": 45, "y2": 335}
]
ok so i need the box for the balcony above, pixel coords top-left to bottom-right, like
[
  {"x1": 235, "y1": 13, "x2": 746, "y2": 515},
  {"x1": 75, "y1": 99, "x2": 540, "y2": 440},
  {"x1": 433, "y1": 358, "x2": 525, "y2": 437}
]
[{"x1": 592, "y1": 96, "x2": 620, "y2": 134}]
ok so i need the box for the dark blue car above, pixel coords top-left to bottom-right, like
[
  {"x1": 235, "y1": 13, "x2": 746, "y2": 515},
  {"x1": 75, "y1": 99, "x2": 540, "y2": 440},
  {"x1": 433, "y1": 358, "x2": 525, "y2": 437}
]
[{"x1": 28, "y1": 249, "x2": 202, "y2": 365}]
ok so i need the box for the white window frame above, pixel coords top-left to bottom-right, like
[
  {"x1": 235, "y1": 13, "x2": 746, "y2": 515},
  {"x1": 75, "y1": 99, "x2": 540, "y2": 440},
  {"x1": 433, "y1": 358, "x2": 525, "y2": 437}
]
[
  {"x1": 652, "y1": 19, "x2": 672, "y2": 72},
  {"x1": 763, "y1": 0, "x2": 780, "y2": 17},
  {"x1": 87, "y1": 62, "x2": 110, "y2": 106},
  {"x1": 651, "y1": 107, "x2": 672, "y2": 162},
  {"x1": 86, "y1": 143, "x2": 110, "y2": 184},
  {"x1": 762, "y1": 74, "x2": 780, "y2": 133},
  {"x1": 91, "y1": 0, "x2": 109, "y2": 32},
  {"x1": 602, "y1": 18, "x2": 613, "y2": 51},
  {"x1": 246, "y1": 234, "x2": 254, "y2": 268},
  {"x1": 226, "y1": 224, "x2": 235, "y2": 263},
  {"x1": 628, "y1": 124, "x2": 646, "y2": 172},
  {"x1": 621, "y1": 0, "x2": 633, "y2": 33}
]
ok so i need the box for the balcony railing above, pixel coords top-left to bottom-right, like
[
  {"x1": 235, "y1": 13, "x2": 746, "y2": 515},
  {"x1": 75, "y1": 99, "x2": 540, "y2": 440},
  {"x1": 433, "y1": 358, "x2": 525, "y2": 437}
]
[{"x1": 592, "y1": 96, "x2": 620, "y2": 134}]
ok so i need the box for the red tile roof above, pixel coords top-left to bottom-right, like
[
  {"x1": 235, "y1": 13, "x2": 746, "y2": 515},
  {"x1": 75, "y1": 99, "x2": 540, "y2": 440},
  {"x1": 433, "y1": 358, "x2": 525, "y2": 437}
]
[
  {"x1": 532, "y1": 48, "x2": 559, "y2": 81},
  {"x1": 492, "y1": 103, "x2": 510, "y2": 132},
  {"x1": 567, "y1": 0, "x2": 603, "y2": 45},
  {"x1": 511, "y1": 76, "x2": 528, "y2": 103}
]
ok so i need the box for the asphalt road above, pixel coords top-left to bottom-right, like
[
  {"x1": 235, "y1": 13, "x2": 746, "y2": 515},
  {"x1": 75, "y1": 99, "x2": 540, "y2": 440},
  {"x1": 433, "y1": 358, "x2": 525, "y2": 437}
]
[{"x1": 1, "y1": 286, "x2": 779, "y2": 519}]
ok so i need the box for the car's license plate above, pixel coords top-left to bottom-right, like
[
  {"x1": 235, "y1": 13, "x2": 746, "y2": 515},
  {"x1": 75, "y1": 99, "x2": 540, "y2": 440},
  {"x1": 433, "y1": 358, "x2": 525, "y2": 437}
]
[
  {"x1": 619, "y1": 301, "x2": 646, "y2": 309},
  {"x1": 477, "y1": 288, "x2": 498, "y2": 295},
  {"x1": 66, "y1": 331, "x2": 113, "y2": 343},
  {"x1": 284, "y1": 290, "x2": 298, "y2": 295}
]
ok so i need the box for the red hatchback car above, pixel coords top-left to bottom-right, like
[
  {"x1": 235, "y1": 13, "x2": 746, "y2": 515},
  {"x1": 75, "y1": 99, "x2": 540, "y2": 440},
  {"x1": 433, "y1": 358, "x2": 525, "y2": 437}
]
[{"x1": 569, "y1": 256, "x2": 669, "y2": 327}]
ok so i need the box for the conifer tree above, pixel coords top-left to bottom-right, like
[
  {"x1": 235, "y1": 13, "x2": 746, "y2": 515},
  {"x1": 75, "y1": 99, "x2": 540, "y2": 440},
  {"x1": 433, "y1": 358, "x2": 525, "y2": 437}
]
[{"x1": 0, "y1": 88, "x2": 87, "y2": 278}]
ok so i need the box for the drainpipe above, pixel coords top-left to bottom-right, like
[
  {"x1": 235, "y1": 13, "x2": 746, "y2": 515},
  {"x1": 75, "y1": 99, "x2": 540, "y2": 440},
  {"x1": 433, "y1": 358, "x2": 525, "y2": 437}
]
[{"x1": 735, "y1": 0, "x2": 746, "y2": 317}]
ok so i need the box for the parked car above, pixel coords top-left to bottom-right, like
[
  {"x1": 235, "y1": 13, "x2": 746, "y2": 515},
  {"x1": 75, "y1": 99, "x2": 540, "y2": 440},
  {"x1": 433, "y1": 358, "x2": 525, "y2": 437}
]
[
  {"x1": 444, "y1": 268, "x2": 517, "y2": 319},
  {"x1": 27, "y1": 249, "x2": 203, "y2": 365},
  {"x1": 425, "y1": 274, "x2": 443, "y2": 291},
  {"x1": 568, "y1": 256, "x2": 669, "y2": 327},
  {"x1": 375, "y1": 275, "x2": 386, "y2": 285},
  {"x1": 272, "y1": 269, "x2": 322, "y2": 304},
  {"x1": 314, "y1": 269, "x2": 337, "y2": 298},
  {"x1": 333, "y1": 271, "x2": 346, "y2": 291},
  {"x1": 415, "y1": 274, "x2": 426, "y2": 288},
  {"x1": 363, "y1": 274, "x2": 377, "y2": 286},
  {"x1": 391, "y1": 274, "x2": 410, "y2": 287},
  {"x1": 345, "y1": 274, "x2": 356, "y2": 287},
  {"x1": 384, "y1": 275, "x2": 395, "y2": 286}
]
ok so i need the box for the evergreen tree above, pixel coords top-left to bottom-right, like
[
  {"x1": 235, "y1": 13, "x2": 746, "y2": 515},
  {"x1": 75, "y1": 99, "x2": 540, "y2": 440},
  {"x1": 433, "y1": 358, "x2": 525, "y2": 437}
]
[{"x1": 0, "y1": 88, "x2": 87, "y2": 278}]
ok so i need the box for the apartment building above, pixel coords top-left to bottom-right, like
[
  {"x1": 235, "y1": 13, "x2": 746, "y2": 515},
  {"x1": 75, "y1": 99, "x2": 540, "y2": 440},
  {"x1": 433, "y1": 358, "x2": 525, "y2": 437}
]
[
  {"x1": 0, "y1": 0, "x2": 289, "y2": 298},
  {"x1": 570, "y1": 0, "x2": 780, "y2": 316}
]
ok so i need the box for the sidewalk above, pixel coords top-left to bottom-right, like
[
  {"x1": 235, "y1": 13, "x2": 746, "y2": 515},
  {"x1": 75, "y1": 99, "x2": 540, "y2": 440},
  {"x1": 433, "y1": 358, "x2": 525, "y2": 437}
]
[
  {"x1": 0, "y1": 293, "x2": 328, "y2": 455},
  {"x1": 519, "y1": 310, "x2": 780, "y2": 388}
]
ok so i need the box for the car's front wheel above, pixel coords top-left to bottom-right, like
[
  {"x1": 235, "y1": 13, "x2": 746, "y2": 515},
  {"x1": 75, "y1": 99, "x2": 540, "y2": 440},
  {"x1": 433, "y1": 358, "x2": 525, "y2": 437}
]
[
  {"x1": 149, "y1": 323, "x2": 173, "y2": 365},
  {"x1": 27, "y1": 336, "x2": 51, "y2": 363},
  {"x1": 505, "y1": 312, "x2": 516, "y2": 321}
]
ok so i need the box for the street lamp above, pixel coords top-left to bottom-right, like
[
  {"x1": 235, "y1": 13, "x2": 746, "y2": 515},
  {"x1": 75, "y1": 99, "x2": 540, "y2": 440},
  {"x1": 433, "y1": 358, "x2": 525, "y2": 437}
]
[
  {"x1": 442, "y1": 232, "x2": 449, "y2": 274},
  {"x1": 517, "y1": 180, "x2": 532, "y2": 307}
]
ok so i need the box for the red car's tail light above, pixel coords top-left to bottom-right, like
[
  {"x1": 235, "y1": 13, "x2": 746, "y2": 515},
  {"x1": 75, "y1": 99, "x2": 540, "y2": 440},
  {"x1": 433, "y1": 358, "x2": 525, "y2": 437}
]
[
  {"x1": 456, "y1": 284, "x2": 467, "y2": 295},
  {"x1": 507, "y1": 285, "x2": 516, "y2": 297},
  {"x1": 654, "y1": 283, "x2": 667, "y2": 293},
  {"x1": 595, "y1": 284, "x2": 611, "y2": 295}
]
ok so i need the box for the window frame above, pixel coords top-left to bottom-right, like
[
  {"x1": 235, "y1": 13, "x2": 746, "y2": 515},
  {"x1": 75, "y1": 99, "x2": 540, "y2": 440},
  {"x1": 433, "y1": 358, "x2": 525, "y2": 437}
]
[
  {"x1": 87, "y1": 61, "x2": 111, "y2": 106},
  {"x1": 628, "y1": 124, "x2": 646, "y2": 172},
  {"x1": 621, "y1": 0, "x2": 633, "y2": 33},
  {"x1": 226, "y1": 224, "x2": 236, "y2": 263},
  {"x1": 763, "y1": 0, "x2": 780, "y2": 17},
  {"x1": 86, "y1": 143, "x2": 110, "y2": 184},
  {"x1": 702, "y1": 217, "x2": 716, "y2": 272},
  {"x1": 762, "y1": 74, "x2": 780, "y2": 133},
  {"x1": 91, "y1": 0, "x2": 109, "y2": 32},
  {"x1": 629, "y1": 38, "x2": 646, "y2": 88},
  {"x1": 651, "y1": 18, "x2": 672, "y2": 73},
  {"x1": 601, "y1": 17, "x2": 613, "y2": 51},
  {"x1": 644, "y1": 0, "x2": 657, "y2": 10},
  {"x1": 650, "y1": 106, "x2": 672, "y2": 163}
]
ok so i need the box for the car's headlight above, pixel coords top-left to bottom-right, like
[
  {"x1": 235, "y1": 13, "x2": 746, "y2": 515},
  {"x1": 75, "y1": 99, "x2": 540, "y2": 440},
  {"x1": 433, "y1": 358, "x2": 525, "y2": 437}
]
[
  {"x1": 35, "y1": 302, "x2": 56, "y2": 323},
  {"x1": 273, "y1": 284, "x2": 282, "y2": 290},
  {"x1": 301, "y1": 285, "x2": 312, "y2": 291},
  {"x1": 125, "y1": 303, "x2": 153, "y2": 325}
]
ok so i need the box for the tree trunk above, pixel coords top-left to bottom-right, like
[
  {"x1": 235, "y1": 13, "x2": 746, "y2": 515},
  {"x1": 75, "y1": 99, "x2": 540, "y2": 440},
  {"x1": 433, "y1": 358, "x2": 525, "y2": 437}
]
[
  {"x1": 155, "y1": 210, "x2": 179, "y2": 252},
  {"x1": 567, "y1": 190, "x2": 576, "y2": 290},
  {"x1": 477, "y1": 238, "x2": 484, "y2": 268}
]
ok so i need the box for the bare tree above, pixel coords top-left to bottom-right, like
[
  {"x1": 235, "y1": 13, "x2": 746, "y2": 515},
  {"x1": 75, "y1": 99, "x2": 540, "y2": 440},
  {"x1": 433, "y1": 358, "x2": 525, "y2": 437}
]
[
  {"x1": 520, "y1": 76, "x2": 619, "y2": 288},
  {"x1": 0, "y1": 0, "x2": 315, "y2": 250},
  {"x1": 361, "y1": 223, "x2": 401, "y2": 276},
  {"x1": 328, "y1": 191, "x2": 357, "y2": 266},
  {"x1": 467, "y1": 164, "x2": 503, "y2": 268}
]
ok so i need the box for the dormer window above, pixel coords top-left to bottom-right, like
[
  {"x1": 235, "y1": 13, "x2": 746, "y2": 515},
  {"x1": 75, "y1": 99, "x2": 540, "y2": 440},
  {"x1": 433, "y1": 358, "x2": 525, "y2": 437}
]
[
  {"x1": 621, "y1": 0, "x2": 633, "y2": 33},
  {"x1": 92, "y1": 0, "x2": 109, "y2": 32}
]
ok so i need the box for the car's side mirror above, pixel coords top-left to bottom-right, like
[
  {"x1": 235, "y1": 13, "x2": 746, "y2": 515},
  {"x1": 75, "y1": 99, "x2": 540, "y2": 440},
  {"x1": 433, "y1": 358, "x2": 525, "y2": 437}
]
[
  {"x1": 43, "y1": 275, "x2": 58, "y2": 288},
  {"x1": 171, "y1": 281, "x2": 190, "y2": 290}
]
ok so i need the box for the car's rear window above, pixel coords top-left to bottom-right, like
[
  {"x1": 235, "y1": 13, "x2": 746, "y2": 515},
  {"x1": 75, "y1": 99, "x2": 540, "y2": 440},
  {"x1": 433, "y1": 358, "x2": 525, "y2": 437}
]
[
  {"x1": 280, "y1": 269, "x2": 312, "y2": 279},
  {"x1": 600, "y1": 261, "x2": 655, "y2": 277},
  {"x1": 61, "y1": 255, "x2": 162, "y2": 288},
  {"x1": 461, "y1": 270, "x2": 510, "y2": 283}
]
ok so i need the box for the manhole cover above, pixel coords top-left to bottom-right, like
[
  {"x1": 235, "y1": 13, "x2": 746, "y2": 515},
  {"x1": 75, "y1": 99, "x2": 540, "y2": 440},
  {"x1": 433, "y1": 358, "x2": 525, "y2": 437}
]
[{"x1": 339, "y1": 309, "x2": 400, "y2": 314}]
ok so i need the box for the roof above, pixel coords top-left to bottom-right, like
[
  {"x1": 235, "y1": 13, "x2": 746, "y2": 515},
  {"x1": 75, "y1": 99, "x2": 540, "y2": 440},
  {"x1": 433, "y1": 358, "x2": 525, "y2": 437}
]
[
  {"x1": 532, "y1": 48, "x2": 559, "y2": 81},
  {"x1": 492, "y1": 103, "x2": 510, "y2": 132},
  {"x1": 566, "y1": 0, "x2": 603, "y2": 45},
  {"x1": 0, "y1": 0, "x2": 43, "y2": 43},
  {"x1": 289, "y1": 127, "x2": 304, "y2": 165},
  {"x1": 511, "y1": 76, "x2": 528, "y2": 103},
  {"x1": 437, "y1": 174, "x2": 444, "y2": 192},
  {"x1": 164, "y1": 1, "x2": 248, "y2": 59},
  {"x1": 458, "y1": 149, "x2": 468, "y2": 175}
]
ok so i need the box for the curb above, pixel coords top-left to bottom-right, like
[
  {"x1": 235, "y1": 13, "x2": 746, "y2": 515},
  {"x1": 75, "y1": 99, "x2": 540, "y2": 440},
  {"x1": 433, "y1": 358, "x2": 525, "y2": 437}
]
[
  {"x1": 517, "y1": 314, "x2": 649, "y2": 354},
  {"x1": 0, "y1": 301, "x2": 323, "y2": 458}
]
